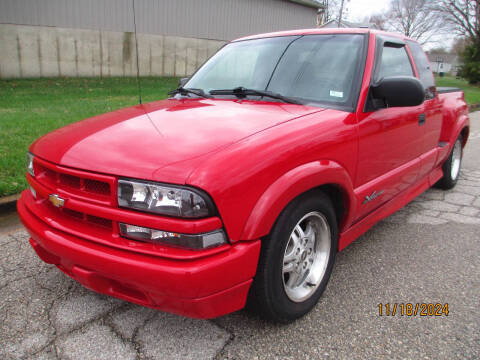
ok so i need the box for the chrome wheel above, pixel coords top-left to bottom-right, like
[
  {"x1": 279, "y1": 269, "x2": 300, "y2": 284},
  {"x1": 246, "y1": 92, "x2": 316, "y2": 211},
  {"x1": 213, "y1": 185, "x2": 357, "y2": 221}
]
[
  {"x1": 451, "y1": 139, "x2": 462, "y2": 180},
  {"x1": 282, "y1": 211, "x2": 331, "y2": 302}
]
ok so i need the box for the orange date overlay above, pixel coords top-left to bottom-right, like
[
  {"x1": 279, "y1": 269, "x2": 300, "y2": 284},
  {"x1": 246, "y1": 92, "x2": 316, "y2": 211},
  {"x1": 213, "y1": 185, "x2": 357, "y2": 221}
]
[{"x1": 378, "y1": 303, "x2": 449, "y2": 317}]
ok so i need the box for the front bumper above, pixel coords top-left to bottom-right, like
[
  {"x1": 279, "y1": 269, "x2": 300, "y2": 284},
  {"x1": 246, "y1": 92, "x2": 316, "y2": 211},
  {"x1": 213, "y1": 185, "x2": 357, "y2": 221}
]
[{"x1": 18, "y1": 191, "x2": 260, "y2": 318}]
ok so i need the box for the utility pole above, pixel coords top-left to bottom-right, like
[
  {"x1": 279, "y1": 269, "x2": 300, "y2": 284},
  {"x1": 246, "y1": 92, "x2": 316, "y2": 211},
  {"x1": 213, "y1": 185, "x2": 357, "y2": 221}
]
[
  {"x1": 338, "y1": 0, "x2": 345, "y2": 27},
  {"x1": 317, "y1": 0, "x2": 328, "y2": 26}
]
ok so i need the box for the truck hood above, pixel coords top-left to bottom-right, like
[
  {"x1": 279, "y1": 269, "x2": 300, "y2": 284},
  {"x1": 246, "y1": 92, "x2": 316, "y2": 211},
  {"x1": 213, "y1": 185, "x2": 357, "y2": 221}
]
[{"x1": 31, "y1": 98, "x2": 323, "y2": 183}]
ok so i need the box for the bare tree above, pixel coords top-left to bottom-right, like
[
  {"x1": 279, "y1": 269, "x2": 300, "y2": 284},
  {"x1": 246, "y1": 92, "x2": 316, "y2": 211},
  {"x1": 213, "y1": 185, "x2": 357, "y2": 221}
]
[
  {"x1": 338, "y1": 0, "x2": 345, "y2": 26},
  {"x1": 434, "y1": 1, "x2": 480, "y2": 84},
  {"x1": 450, "y1": 37, "x2": 468, "y2": 54},
  {"x1": 385, "y1": 0, "x2": 441, "y2": 44},
  {"x1": 316, "y1": 0, "x2": 341, "y2": 24},
  {"x1": 369, "y1": 14, "x2": 388, "y2": 30},
  {"x1": 434, "y1": 0, "x2": 480, "y2": 43}
]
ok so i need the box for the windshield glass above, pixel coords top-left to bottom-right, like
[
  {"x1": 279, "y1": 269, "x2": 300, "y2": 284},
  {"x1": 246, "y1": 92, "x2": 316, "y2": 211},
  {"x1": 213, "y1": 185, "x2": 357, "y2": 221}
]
[{"x1": 185, "y1": 34, "x2": 365, "y2": 108}]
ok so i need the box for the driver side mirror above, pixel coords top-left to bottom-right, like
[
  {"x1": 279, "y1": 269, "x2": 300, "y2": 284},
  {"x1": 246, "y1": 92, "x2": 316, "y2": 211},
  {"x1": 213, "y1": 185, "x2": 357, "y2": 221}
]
[
  {"x1": 178, "y1": 77, "x2": 189, "y2": 87},
  {"x1": 371, "y1": 76, "x2": 424, "y2": 108}
]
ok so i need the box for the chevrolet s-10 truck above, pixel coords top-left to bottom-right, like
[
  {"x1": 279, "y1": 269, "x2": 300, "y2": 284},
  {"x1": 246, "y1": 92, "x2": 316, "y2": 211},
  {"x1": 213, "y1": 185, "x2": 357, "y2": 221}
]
[{"x1": 18, "y1": 29, "x2": 469, "y2": 323}]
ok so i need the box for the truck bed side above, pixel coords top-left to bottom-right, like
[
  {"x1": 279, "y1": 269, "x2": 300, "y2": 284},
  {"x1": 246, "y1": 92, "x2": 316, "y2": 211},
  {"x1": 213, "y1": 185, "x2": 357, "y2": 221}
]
[{"x1": 437, "y1": 89, "x2": 469, "y2": 144}]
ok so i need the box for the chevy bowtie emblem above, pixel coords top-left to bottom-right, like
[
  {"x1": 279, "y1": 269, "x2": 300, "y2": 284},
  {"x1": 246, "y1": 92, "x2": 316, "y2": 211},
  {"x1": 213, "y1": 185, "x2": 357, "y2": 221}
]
[{"x1": 49, "y1": 194, "x2": 65, "y2": 207}]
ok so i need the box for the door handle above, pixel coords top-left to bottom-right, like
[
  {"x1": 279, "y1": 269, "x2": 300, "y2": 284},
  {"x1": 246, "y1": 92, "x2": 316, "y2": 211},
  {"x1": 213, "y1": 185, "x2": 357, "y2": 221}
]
[{"x1": 418, "y1": 113, "x2": 426, "y2": 126}]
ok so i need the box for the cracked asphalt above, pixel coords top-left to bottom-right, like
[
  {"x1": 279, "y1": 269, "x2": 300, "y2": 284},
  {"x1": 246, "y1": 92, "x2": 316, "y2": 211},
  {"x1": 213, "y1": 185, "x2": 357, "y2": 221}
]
[{"x1": 1, "y1": 113, "x2": 479, "y2": 360}]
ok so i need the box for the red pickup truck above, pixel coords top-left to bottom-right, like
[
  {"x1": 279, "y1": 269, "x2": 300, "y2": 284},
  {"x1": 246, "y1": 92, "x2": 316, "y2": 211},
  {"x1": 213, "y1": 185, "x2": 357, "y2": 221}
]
[{"x1": 18, "y1": 29, "x2": 469, "y2": 323}]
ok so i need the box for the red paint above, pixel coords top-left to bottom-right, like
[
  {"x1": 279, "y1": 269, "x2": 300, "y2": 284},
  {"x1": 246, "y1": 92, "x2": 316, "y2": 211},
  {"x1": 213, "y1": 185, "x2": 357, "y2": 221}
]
[
  {"x1": 18, "y1": 196, "x2": 260, "y2": 318},
  {"x1": 18, "y1": 29, "x2": 469, "y2": 318}
]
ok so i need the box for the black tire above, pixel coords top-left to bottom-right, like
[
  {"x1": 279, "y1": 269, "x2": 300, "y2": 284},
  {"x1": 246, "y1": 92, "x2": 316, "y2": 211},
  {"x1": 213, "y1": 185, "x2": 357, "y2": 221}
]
[
  {"x1": 435, "y1": 136, "x2": 463, "y2": 190},
  {"x1": 248, "y1": 190, "x2": 338, "y2": 323}
]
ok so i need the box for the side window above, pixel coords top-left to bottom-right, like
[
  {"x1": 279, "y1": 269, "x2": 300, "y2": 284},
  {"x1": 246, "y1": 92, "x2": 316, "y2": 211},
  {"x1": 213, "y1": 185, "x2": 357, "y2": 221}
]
[
  {"x1": 407, "y1": 40, "x2": 436, "y2": 99},
  {"x1": 376, "y1": 46, "x2": 414, "y2": 80}
]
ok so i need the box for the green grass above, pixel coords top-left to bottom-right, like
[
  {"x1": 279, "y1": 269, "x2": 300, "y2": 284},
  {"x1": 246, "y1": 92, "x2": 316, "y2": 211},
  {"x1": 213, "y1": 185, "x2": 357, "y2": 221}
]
[
  {"x1": 435, "y1": 75, "x2": 480, "y2": 105},
  {"x1": 0, "y1": 77, "x2": 179, "y2": 197}
]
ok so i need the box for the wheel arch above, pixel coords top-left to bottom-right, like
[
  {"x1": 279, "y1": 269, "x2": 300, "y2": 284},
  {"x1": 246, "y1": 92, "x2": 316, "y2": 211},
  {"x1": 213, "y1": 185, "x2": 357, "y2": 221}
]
[
  {"x1": 240, "y1": 160, "x2": 356, "y2": 246},
  {"x1": 445, "y1": 113, "x2": 469, "y2": 147},
  {"x1": 460, "y1": 125, "x2": 469, "y2": 147}
]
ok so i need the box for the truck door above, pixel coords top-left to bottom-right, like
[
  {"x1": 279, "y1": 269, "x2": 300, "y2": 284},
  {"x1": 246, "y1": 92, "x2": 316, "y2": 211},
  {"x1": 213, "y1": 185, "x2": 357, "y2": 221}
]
[
  {"x1": 354, "y1": 36, "x2": 424, "y2": 221},
  {"x1": 407, "y1": 40, "x2": 443, "y2": 179}
]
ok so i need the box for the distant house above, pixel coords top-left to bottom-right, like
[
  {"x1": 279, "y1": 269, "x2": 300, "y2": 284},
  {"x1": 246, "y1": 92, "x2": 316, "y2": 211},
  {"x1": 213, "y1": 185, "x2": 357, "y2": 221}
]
[
  {"x1": 426, "y1": 53, "x2": 462, "y2": 75},
  {"x1": 319, "y1": 19, "x2": 380, "y2": 29}
]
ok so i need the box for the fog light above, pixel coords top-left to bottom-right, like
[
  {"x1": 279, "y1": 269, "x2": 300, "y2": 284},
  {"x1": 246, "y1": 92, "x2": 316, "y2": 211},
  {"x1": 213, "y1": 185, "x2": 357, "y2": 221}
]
[{"x1": 119, "y1": 223, "x2": 227, "y2": 250}]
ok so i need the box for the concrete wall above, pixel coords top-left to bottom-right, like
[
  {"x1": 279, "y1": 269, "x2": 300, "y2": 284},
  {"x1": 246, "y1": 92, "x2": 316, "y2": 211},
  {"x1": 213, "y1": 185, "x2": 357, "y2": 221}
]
[{"x1": 0, "y1": 24, "x2": 225, "y2": 78}]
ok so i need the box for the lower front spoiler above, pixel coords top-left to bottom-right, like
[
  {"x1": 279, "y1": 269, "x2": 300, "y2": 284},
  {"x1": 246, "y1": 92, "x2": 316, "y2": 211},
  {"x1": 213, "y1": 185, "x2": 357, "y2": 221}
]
[{"x1": 18, "y1": 194, "x2": 261, "y2": 319}]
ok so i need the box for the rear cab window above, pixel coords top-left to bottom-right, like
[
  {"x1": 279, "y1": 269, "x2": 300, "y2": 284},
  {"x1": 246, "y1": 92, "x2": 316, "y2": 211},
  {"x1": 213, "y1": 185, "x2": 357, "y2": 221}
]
[{"x1": 407, "y1": 40, "x2": 436, "y2": 99}]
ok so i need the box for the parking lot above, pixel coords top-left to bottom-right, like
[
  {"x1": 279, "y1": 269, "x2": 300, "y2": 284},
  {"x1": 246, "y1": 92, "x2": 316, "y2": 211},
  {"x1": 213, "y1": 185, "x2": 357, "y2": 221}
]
[{"x1": 1, "y1": 113, "x2": 479, "y2": 360}]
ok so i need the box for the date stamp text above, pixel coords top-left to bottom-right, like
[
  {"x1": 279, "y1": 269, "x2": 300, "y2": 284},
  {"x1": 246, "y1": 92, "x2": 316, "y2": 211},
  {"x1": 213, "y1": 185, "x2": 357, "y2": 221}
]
[{"x1": 378, "y1": 303, "x2": 449, "y2": 317}]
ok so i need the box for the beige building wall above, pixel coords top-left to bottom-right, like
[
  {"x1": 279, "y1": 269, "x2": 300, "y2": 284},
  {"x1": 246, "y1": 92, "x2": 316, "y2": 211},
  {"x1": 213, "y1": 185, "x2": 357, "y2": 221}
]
[{"x1": 0, "y1": 23, "x2": 225, "y2": 78}]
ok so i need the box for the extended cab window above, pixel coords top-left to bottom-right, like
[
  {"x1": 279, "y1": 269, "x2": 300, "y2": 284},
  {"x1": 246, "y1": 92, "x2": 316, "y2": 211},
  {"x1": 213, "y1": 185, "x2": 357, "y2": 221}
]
[
  {"x1": 376, "y1": 46, "x2": 414, "y2": 80},
  {"x1": 407, "y1": 40, "x2": 436, "y2": 99}
]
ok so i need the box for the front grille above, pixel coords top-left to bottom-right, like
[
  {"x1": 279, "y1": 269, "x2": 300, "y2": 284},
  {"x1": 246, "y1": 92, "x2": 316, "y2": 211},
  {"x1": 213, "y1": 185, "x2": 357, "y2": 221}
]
[
  {"x1": 61, "y1": 207, "x2": 113, "y2": 230},
  {"x1": 86, "y1": 214, "x2": 113, "y2": 229},
  {"x1": 28, "y1": 157, "x2": 118, "y2": 244},
  {"x1": 63, "y1": 208, "x2": 84, "y2": 220},
  {"x1": 33, "y1": 159, "x2": 114, "y2": 205},
  {"x1": 84, "y1": 179, "x2": 111, "y2": 195},
  {"x1": 59, "y1": 173, "x2": 81, "y2": 189}
]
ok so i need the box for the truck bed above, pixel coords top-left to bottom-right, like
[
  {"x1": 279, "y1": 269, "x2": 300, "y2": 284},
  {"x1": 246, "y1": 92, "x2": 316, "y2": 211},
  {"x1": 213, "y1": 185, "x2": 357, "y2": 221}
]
[{"x1": 437, "y1": 87, "x2": 462, "y2": 94}]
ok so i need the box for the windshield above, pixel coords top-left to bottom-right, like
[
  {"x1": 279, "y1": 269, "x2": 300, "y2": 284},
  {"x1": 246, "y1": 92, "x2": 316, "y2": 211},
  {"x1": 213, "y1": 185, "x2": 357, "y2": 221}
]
[{"x1": 185, "y1": 34, "x2": 365, "y2": 109}]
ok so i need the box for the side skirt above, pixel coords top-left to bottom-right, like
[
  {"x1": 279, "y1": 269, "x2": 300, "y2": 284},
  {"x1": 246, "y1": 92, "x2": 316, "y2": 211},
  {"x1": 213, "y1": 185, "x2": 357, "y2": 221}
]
[{"x1": 338, "y1": 166, "x2": 443, "y2": 251}]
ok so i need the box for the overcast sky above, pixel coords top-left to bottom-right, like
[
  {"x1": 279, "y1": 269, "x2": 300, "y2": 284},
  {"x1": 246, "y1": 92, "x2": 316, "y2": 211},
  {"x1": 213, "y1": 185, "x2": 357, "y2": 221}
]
[
  {"x1": 337, "y1": 0, "x2": 454, "y2": 49},
  {"x1": 344, "y1": 0, "x2": 390, "y2": 21}
]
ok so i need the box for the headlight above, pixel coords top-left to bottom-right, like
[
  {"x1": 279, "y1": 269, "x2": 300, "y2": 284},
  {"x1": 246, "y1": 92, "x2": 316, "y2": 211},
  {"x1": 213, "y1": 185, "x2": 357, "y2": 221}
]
[
  {"x1": 26, "y1": 152, "x2": 35, "y2": 177},
  {"x1": 119, "y1": 223, "x2": 227, "y2": 249},
  {"x1": 118, "y1": 179, "x2": 215, "y2": 218}
]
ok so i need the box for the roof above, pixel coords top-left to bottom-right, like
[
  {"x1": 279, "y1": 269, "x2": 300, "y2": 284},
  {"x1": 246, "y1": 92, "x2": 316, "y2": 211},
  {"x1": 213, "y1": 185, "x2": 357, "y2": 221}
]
[
  {"x1": 233, "y1": 28, "x2": 411, "y2": 42},
  {"x1": 287, "y1": 0, "x2": 323, "y2": 9}
]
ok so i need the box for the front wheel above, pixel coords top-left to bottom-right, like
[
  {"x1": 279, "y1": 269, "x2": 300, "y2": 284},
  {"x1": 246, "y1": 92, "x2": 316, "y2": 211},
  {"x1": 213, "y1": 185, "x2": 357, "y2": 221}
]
[
  {"x1": 435, "y1": 136, "x2": 463, "y2": 190},
  {"x1": 248, "y1": 191, "x2": 337, "y2": 323}
]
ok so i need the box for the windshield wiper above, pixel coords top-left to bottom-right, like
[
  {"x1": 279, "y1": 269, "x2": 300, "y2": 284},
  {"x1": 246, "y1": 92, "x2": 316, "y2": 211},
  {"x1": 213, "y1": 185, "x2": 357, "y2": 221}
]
[
  {"x1": 209, "y1": 87, "x2": 302, "y2": 104},
  {"x1": 168, "y1": 87, "x2": 211, "y2": 98}
]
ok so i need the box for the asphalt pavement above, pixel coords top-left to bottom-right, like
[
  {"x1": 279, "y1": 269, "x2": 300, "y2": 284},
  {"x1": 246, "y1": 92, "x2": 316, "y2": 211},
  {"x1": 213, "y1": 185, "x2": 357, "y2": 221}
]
[{"x1": 1, "y1": 113, "x2": 479, "y2": 360}]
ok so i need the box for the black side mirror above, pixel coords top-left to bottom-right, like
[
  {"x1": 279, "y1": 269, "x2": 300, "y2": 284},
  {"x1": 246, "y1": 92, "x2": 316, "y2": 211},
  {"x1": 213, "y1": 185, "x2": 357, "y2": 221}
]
[
  {"x1": 371, "y1": 76, "x2": 424, "y2": 108},
  {"x1": 178, "y1": 77, "x2": 189, "y2": 87}
]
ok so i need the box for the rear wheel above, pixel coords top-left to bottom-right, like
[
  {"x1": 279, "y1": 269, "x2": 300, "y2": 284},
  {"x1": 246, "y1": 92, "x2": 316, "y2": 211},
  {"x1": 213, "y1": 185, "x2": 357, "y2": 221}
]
[
  {"x1": 249, "y1": 191, "x2": 337, "y2": 323},
  {"x1": 435, "y1": 136, "x2": 463, "y2": 190}
]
